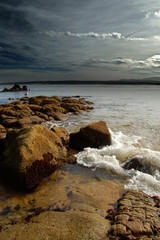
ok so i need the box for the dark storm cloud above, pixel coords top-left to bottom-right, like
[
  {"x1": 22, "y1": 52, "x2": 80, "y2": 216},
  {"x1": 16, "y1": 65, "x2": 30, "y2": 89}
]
[
  {"x1": 0, "y1": 52, "x2": 33, "y2": 69},
  {"x1": 0, "y1": 0, "x2": 22, "y2": 7},
  {"x1": 0, "y1": 3, "x2": 34, "y2": 32},
  {"x1": 0, "y1": 0, "x2": 160, "y2": 81}
]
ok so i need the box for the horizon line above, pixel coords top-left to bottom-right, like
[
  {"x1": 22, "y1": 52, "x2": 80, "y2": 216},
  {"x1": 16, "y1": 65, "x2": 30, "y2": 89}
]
[{"x1": 1, "y1": 79, "x2": 160, "y2": 85}]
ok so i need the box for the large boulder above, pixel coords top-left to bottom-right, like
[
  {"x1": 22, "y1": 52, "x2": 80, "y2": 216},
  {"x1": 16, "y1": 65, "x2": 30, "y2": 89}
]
[
  {"x1": 2, "y1": 125, "x2": 69, "y2": 189},
  {"x1": 69, "y1": 121, "x2": 111, "y2": 150}
]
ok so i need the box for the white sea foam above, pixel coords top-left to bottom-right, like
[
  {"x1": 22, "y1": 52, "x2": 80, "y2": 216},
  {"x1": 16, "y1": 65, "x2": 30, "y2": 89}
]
[
  {"x1": 76, "y1": 130, "x2": 160, "y2": 196},
  {"x1": 77, "y1": 148, "x2": 127, "y2": 176},
  {"x1": 125, "y1": 171, "x2": 160, "y2": 197}
]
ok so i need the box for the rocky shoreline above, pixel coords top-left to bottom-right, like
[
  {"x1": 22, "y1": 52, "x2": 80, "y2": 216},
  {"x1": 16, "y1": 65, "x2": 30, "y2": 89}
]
[
  {"x1": 0, "y1": 95, "x2": 93, "y2": 132},
  {"x1": 0, "y1": 95, "x2": 95, "y2": 189},
  {"x1": 0, "y1": 95, "x2": 159, "y2": 239}
]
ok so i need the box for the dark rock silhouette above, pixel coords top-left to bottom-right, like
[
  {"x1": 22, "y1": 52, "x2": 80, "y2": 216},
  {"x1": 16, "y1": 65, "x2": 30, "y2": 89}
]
[{"x1": 2, "y1": 84, "x2": 28, "y2": 92}]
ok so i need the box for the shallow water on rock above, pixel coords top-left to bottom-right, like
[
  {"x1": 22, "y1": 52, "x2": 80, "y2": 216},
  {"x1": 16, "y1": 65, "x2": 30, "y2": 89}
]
[{"x1": 0, "y1": 165, "x2": 123, "y2": 240}]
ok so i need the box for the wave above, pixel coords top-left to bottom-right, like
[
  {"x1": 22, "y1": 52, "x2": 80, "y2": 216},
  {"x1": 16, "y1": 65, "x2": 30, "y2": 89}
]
[{"x1": 76, "y1": 129, "x2": 160, "y2": 196}]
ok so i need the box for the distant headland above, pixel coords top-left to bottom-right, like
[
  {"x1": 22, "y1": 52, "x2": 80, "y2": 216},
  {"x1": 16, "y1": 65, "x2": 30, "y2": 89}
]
[{"x1": 1, "y1": 77, "x2": 160, "y2": 85}]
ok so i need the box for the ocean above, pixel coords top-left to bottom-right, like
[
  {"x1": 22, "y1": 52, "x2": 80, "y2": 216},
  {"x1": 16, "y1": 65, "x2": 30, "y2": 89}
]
[{"x1": 0, "y1": 84, "x2": 160, "y2": 197}]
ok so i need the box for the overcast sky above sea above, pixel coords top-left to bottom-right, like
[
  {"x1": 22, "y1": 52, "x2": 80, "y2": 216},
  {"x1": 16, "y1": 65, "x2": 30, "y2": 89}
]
[{"x1": 0, "y1": 0, "x2": 160, "y2": 82}]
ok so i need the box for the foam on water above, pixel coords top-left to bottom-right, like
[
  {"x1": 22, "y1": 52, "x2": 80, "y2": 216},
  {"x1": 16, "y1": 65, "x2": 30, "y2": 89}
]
[
  {"x1": 77, "y1": 148, "x2": 127, "y2": 177},
  {"x1": 125, "y1": 170, "x2": 160, "y2": 197},
  {"x1": 76, "y1": 129, "x2": 160, "y2": 197}
]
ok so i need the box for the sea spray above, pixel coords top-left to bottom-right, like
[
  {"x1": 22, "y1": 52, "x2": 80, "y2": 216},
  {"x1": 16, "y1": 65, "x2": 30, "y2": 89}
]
[{"x1": 76, "y1": 130, "x2": 160, "y2": 196}]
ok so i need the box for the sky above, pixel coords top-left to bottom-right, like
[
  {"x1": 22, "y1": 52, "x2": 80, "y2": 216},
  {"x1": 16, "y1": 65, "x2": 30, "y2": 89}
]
[{"x1": 1, "y1": 0, "x2": 160, "y2": 82}]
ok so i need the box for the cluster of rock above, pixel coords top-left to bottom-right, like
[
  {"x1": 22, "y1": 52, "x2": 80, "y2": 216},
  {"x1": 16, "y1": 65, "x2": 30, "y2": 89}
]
[
  {"x1": 0, "y1": 100, "x2": 111, "y2": 189},
  {"x1": 2, "y1": 84, "x2": 28, "y2": 92},
  {"x1": 0, "y1": 95, "x2": 93, "y2": 132},
  {"x1": 107, "y1": 190, "x2": 160, "y2": 239}
]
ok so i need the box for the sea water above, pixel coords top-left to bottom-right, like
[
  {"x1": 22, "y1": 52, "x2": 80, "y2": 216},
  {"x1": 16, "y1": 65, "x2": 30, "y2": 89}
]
[{"x1": 0, "y1": 84, "x2": 160, "y2": 196}]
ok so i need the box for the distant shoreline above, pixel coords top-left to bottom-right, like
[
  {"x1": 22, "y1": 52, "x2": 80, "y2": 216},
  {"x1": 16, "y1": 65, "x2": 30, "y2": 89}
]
[{"x1": 1, "y1": 80, "x2": 160, "y2": 85}]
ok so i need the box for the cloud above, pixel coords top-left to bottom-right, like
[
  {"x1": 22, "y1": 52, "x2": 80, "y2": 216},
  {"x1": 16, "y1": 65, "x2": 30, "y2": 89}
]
[
  {"x1": 0, "y1": 3, "x2": 34, "y2": 32},
  {"x1": 154, "y1": 36, "x2": 160, "y2": 40},
  {"x1": 65, "y1": 31, "x2": 124, "y2": 40},
  {"x1": 38, "y1": 30, "x2": 160, "y2": 42},
  {"x1": 85, "y1": 55, "x2": 160, "y2": 73},
  {"x1": 0, "y1": 0, "x2": 160, "y2": 81},
  {"x1": 154, "y1": 11, "x2": 160, "y2": 17},
  {"x1": 146, "y1": 10, "x2": 160, "y2": 19},
  {"x1": 0, "y1": 50, "x2": 35, "y2": 70},
  {"x1": 113, "y1": 55, "x2": 160, "y2": 70},
  {"x1": 0, "y1": 0, "x2": 22, "y2": 7},
  {"x1": 38, "y1": 30, "x2": 149, "y2": 41},
  {"x1": 38, "y1": 31, "x2": 124, "y2": 40}
]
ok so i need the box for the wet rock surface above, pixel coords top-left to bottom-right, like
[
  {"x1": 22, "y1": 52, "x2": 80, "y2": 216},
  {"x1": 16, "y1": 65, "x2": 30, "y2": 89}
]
[
  {"x1": 69, "y1": 121, "x2": 111, "y2": 150},
  {"x1": 108, "y1": 190, "x2": 160, "y2": 239},
  {"x1": 0, "y1": 168, "x2": 123, "y2": 240}
]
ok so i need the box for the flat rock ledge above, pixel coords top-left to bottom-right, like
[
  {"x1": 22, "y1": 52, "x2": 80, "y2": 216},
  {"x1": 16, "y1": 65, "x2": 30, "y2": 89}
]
[{"x1": 107, "y1": 190, "x2": 160, "y2": 240}]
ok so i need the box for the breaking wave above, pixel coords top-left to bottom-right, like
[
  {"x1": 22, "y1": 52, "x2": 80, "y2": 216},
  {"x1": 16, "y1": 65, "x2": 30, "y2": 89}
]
[{"x1": 76, "y1": 129, "x2": 160, "y2": 197}]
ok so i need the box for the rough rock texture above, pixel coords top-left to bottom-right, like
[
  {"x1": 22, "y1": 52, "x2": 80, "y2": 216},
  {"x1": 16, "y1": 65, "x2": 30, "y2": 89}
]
[
  {"x1": 16, "y1": 116, "x2": 45, "y2": 128},
  {"x1": 2, "y1": 125, "x2": 69, "y2": 189},
  {"x1": 0, "y1": 96, "x2": 93, "y2": 131},
  {"x1": 69, "y1": 121, "x2": 112, "y2": 150},
  {"x1": 108, "y1": 191, "x2": 160, "y2": 239}
]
